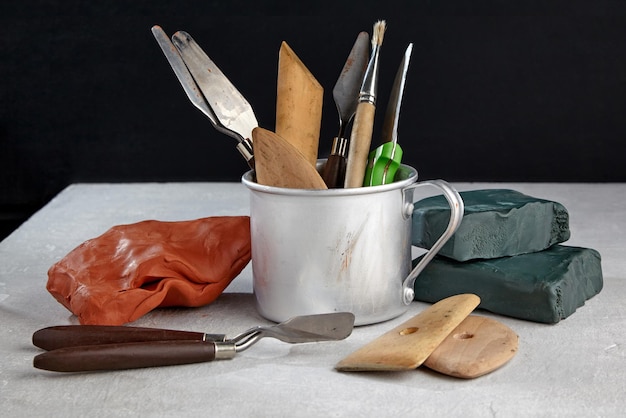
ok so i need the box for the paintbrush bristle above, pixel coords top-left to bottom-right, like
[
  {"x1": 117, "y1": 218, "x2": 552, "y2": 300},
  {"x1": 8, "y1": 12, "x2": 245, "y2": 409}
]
[{"x1": 372, "y1": 20, "x2": 387, "y2": 48}]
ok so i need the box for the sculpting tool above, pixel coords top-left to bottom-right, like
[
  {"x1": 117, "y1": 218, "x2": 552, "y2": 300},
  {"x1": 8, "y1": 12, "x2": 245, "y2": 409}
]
[
  {"x1": 275, "y1": 42, "x2": 324, "y2": 167},
  {"x1": 363, "y1": 43, "x2": 413, "y2": 186},
  {"x1": 171, "y1": 30, "x2": 258, "y2": 169},
  {"x1": 252, "y1": 127, "x2": 328, "y2": 189},
  {"x1": 423, "y1": 315, "x2": 518, "y2": 379},
  {"x1": 33, "y1": 312, "x2": 354, "y2": 372},
  {"x1": 152, "y1": 26, "x2": 255, "y2": 168},
  {"x1": 343, "y1": 20, "x2": 386, "y2": 188},
  {"x1": 321, "y1": 32, "x2": 370, "y2": 188},
  {"x1": 335, "y1": 294, "x2": 480, "y2": 371}
]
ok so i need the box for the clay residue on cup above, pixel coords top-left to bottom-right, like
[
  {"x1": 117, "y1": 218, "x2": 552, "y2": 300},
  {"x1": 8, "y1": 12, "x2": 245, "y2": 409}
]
[{"x1": 335, "y1": 220, "x2": 367, "y2": 280}]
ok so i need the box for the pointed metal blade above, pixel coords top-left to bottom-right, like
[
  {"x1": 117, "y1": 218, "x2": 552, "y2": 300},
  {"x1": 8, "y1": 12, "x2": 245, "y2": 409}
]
[
  {"x1": 171, "y1": 30, "x2": 258, "y2": 142},
  {"x1": 151, "y1": 26, "x2": 219, "y2": 128},
  {"x1": 332, "y1": 32, "x2": 370, "y2": 127},
  {"x1": 380, "y1": 43, "x2": 413, "y2": 144}
]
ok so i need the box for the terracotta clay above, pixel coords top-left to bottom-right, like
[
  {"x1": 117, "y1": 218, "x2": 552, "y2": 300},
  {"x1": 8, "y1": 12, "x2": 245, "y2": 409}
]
[{"x1": 47, "y1": 216, "x2": 251, "y2": 325}]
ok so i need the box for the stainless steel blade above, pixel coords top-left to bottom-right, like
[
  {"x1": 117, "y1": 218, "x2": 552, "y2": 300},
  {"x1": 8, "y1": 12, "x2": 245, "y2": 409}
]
[
  {"x1": 151, "y1": 26, "x2": 220, "y2": 131},
  {"x1": 332, "y1": 32, "x2": 370, "y2": 136},
  {"x1": 171, "y1": 30, "x2": 258, "y2": 143},
  {"x1": 380, "y1": 43, "x2": 413, "y2": 144},
  {"x1": 266, "y1": 312, "x2": 356, "y2": 343},
  {"x1": 231, "y1": 312, "x2": 355, "y2": 352}
]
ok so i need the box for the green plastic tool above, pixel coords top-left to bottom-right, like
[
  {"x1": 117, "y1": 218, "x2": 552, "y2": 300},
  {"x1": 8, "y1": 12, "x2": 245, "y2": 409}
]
[
  {"x1": 363, "y1": 141, "x2": 404, "y2": 186},
  {"x1": 363, "y1": 43, "x2": 413, "y2": 186}
]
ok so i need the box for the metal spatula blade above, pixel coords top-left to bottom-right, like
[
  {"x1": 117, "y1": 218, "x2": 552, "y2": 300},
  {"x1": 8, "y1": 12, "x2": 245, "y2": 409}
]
[
  {"x1": 151, "y1": 26, "x2": 218, "y2": 128},
  {"x1": 171, "y1": 30, "x2": 258, "y2": 145},
  {"x1": 151, "y1": 26, "x2": 254, "y2": 166},
  {"x1": 233, "y1": 312, "x2": 355, "y2": 348}
]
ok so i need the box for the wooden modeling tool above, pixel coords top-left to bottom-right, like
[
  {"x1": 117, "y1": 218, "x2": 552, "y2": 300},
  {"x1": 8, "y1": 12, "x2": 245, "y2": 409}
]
[
  {"x1": 335, "y1": 294, "x2": 480, "y2": 371},
  {"x1": 276, "y1": 41, "x2": 324, "y2": 167},
  {"x1": 252, "y1": 127, "x2": 327, "y2": 189},
  {"x1": 423, "y1": 315, "x2": 518, "y2": 379}
]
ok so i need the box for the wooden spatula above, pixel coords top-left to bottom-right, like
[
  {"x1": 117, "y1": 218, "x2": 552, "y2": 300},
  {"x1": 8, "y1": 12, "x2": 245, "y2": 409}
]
[
  {"x1": 276, "y1": 41, "x2": 324, "y2": 167},
  {"x1": 335, "y1": 294, "x2": 480, "y2": 371},
  {"x1": 423, "y1": 315, "x2": 518, "y2": 378},
  {"x1": 252, "y1": 127, "x2": 327, "y2": 189}
]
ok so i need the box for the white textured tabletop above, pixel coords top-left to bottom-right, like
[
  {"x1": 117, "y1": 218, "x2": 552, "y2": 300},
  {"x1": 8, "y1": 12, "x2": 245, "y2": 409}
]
[{"x1": 1, "y1": 182, "x2": 625, "y2": 417}]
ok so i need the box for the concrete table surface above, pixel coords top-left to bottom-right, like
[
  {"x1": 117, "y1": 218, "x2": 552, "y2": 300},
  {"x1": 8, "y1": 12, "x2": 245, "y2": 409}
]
[{"x1": 1, "y1": 182, "x2": 625, "y2": 417}]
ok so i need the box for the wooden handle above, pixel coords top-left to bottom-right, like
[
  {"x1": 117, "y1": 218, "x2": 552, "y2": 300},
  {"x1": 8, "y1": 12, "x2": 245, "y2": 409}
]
[
  {"x1": 32, "y1": 325, "x2": 209, "y2": 351},
  {"x1": 33, "y1": 340, "x2": 217, "y2": 372},
  {"x1": 321, "y1": 153, "x2": 347, "y2": 188},
  {"x1": 276, "y1": 41, "x2": 323, "y2": 167},
  {"x1": 344, "y1": 101, "x2": 376, "y2": 188}
]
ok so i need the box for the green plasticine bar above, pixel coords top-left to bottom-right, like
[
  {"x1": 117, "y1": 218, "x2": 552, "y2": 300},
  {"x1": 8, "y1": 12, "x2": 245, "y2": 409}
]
[
  {"x1": 413, "y1": 245, "x2": 603, "y2": 324},
  {"x1": 412, "y1": 189, "x2": 570, "y2": 261}
]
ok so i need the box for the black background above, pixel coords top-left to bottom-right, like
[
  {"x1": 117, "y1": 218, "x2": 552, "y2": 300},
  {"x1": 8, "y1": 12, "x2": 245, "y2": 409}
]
[{"x1": 2, "y1": 3, "x2": 626, "y2": 239}]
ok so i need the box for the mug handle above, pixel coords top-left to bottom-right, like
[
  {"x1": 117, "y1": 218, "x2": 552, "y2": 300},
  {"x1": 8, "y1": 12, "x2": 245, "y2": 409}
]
[{"x1": 400, "y1": 180, "x2": 464, "y2": 305}]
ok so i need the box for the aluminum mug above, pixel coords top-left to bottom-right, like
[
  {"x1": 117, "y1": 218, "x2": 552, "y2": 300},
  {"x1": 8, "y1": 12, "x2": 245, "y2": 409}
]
[{"x1": 242, "y1": 162, "x2": 463, "y2": 325}]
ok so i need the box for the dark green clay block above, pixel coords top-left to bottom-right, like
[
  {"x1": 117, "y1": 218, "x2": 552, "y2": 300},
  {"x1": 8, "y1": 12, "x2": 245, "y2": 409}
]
[
  {"x1": 412, "y1": 189, "x2": 571, "y2": 261},
  {"x1": 413, "y1": 245, "x2": 603, "y2": 324}
]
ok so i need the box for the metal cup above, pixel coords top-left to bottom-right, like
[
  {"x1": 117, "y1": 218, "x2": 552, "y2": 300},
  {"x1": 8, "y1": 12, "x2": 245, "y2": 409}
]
[{"x1": 242, "y1": 161, "x2": 463, "y2": 325}]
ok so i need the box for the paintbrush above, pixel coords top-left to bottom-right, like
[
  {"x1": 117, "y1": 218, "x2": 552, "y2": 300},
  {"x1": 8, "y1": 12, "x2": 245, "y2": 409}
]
[{"x1": 343, "y1": 20, "x2": 387, "y2": 188}]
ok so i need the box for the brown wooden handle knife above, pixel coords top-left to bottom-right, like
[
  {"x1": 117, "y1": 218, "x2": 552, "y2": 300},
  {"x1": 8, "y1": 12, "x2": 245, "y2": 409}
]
[{"x1": 32, "y1": 325, "x2": 223, "y2": 351}]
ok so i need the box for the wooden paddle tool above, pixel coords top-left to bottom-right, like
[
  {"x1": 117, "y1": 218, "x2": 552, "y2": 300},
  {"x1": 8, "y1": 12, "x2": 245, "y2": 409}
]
[
  {"x1": 336, "y1": 294, "x2": 518, "y2": 378},
  {"x1": 252, "y1": 127, "x2": 327, "y2": 189},
  {"x1": 276, "y1": 41, "x2": 324, "y2": 168},
  {"x1": 423, "y1": 315, "x2": 518, "y2": 379},
  {"x1": 336, "y1": 294, "x2": 480, "y2": 371}
]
